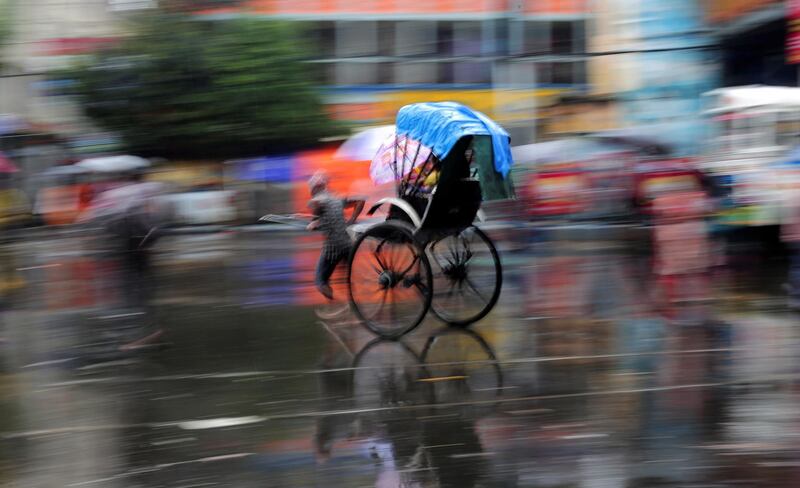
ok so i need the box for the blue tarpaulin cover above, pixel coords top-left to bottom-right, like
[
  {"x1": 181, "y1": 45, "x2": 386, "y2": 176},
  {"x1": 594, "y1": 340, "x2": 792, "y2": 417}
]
[{"x1": 395, "y1": 102, "x2": 514, "y2": 177}]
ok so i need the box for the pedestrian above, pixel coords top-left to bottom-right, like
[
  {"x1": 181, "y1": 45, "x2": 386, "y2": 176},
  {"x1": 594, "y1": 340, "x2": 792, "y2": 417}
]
[
  {"x1": 93, "y1": 170, "x2": 166, "y2": 350},
  {"x1": 781, "y1": 187, "x2": 800, "y2": 310},
  {"x1": 651, "y1": 189, "x2": 712, "y2": 311},
  {"x1": 307, "y1": 171, "x2": 364, "y2": 300}
]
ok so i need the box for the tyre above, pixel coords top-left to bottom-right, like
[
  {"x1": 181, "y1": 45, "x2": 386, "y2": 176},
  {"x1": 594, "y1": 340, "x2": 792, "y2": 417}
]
[{"x1": 348, "y1": 221, "x2": 433, "y2": 339}]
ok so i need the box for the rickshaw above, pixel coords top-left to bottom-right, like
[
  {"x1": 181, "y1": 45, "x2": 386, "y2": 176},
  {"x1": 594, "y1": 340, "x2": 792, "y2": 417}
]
[{"x1": 347, "y1": 102, "x2": 514, "y2": 338}]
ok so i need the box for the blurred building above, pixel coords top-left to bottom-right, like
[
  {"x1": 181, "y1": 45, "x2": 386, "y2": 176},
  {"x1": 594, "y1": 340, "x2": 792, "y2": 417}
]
[
  {"x1": 0, "y1": 0, "x2": 153, "y2": 150},
  {"x1": 198, "y1": 0, "x2": 593, "y2": 144},
  {"x1": 705, "y1": 1, "x2": 796, "y2": 87},
  {"x1": 586, "y1": 0, "x2": 719, "y2": 156}
]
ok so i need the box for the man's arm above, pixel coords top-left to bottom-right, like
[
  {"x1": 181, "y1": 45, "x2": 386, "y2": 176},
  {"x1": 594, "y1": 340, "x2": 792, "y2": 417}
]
[{"x1": 344, "y1": 198, "x2": 365, "y2": 225}]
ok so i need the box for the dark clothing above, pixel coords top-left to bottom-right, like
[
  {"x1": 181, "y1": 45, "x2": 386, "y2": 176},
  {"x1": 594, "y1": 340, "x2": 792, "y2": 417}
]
[
  {"x1": 311, "y1": 191, "x2": 352, "y2": 290},
  {"x1": 315, "y1": 245, "x2": 350, "y2": 290},
  {"x1": 311, "y1": 192, "x2": 352, "y2": 260},
  {"x1": 120, "y1": 250, "x2": 152, "y2": 310},
  {"x1": 790, "y1": 244, "x2": 800, "y2": 302}
]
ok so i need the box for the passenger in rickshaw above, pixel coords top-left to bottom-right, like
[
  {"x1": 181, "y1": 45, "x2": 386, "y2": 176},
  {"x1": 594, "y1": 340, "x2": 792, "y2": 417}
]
[{"x1": 307, "y1": 171, "x2": 365, "y2": 300}]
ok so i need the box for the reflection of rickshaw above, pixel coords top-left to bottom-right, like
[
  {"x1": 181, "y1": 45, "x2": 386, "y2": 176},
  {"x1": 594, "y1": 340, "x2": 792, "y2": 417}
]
[
  {"x1": 345, "y1": 330, "x2": 502, "y2": 487},
  {"x1": 349, "y1": 102, "x2": 514, "y2": 338}
]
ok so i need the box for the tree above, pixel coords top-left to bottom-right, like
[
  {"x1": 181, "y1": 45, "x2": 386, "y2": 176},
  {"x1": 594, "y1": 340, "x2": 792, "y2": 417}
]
[
  {"x1": 0, "y1": 0, "x2": 13, "y2": 70},
  {"x1": 56, "y1": 14, "x2": 340, "y2": 159}
]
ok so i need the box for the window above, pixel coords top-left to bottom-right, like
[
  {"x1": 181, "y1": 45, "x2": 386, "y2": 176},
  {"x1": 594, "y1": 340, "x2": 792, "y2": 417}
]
[
  {"x1": 336, "y1": 22, "x2": 378, "y2": 57},
  {"x1": 377, "y1": 21, "x2": 395, "y2": 57},
  {"x1": 521, "y1": 21, "x2": 549, "y2": 55},
  {"x1": 551, "y1": 22, "x2": 573, "y2": 54},
  {"x1": 377, "y1": 62, "x2": 395, "y2": 85},
  {"x1": 437, "y1": 22, "x2": 454, "y2": 57},
  {"x1": 454, "y1": 62, "x2": 491, "y2": 84},
  {"x1": 572, "y1": 20, "x2": 587, "y2": 54},
  {"x1": 306, "y1": 21, "x2": 335, "y2": 59},
  {"x1": 452, "y1": 22, "x2": 483, "y2": 57},
  {"x1": 536, "y1": 62, "x2": 552, "y2": 84},
  {"x1": 394, "y1": 62, "x2": 437, "y2": 85},
  {"x1": 395, "y1": 21, "x2": 437, "y2": 57},
  {"x1": 487, "y1": 19, "x2": 509, "y2": 56},
  {"x1": 311, "y1": 63, "x2": 336, "y2": 85},
  {"x1": 438, "y1": 62, "x2": 455, "y2": 84},
  {"x1": 334, "y1": 63, "x2": 379, "y2": 85},
  {"x1": 552, "y1": 62, "x2": 574, "y2": 84},
  {"x1": 574, "y1": 60, "x2": 587, "y2": 85}
]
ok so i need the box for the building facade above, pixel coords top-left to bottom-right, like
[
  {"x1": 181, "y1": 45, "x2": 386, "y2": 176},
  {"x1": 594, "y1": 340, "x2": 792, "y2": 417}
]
[
  {"x1": 2, "y1": 0, "x2": 594, "y2": 145},
  {"x1": 706, "y1": 0, "x2": 794, "y2": 87},
  {"x1": 199, "y1": 0, "x2": 592, "y2": 144},
  {"x1": 587, "y1": 0, "x2": 719, "y2": 156}
]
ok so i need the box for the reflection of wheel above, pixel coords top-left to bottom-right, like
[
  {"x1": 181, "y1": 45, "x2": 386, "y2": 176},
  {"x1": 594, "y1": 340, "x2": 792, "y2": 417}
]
[
  {"x1": 428, "y1": 226, "x2": 502, "y2": 326},
  {"x1": 421, "y1": 327, "x2": 503, "y2": 412},
  {"x1": 348, "y1": 221, "x2": 432, "y2": 339},
  {"x1": 352, "y1": 339, "x2": 434, "y2": 481},
  {"x1": 352, "y1": 339, "x2": 432, "y2": 408}
]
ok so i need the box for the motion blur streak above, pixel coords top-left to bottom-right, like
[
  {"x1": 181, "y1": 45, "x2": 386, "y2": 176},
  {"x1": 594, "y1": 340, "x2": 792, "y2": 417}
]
[{"x1": 2, "y1": 1, "x2": 800, "y2": 487}]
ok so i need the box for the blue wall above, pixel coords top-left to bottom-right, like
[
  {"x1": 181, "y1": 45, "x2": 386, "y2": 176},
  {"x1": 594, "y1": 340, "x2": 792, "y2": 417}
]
[{"x1": 619, "y1": 0, "x2": 720, "y2": 156}]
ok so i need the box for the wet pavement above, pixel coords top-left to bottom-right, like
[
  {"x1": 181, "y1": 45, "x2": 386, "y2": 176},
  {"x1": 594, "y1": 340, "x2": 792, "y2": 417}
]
[{"x1": 1, "y1": 229, "x2": 799, "y2": 487}]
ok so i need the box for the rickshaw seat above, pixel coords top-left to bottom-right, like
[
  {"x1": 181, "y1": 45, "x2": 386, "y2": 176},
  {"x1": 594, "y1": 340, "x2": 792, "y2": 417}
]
[{"x1": 420, "y1": 177, "x2": 481, "y2": 230}]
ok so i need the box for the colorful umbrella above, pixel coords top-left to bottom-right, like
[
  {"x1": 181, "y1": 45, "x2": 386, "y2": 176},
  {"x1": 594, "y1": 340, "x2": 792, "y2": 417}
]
[
  {"x1": 78, "y1": 181, "x2": 168, "y2": 223},
  {"x1": 334, "y1": 125, "x2": 396, "y2": 162},
  {"x1": 369, "y1": 132, "x2": 432, "y2": 184}
]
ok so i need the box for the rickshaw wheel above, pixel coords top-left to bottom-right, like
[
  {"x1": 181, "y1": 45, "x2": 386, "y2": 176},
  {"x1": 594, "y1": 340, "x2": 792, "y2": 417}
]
[
  {"x1": 428, "y1": 225, "x2": 502, "y2": 326},
  {"x1": 347, "y1": 221, "x2": 433, "y2": 339},
  {"x1": 420, "y1": 327, "x2": 504, "y2": 415}
]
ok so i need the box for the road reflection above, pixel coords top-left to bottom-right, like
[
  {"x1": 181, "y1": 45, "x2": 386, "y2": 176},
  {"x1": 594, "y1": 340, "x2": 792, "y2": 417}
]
[
  {"x1": 3, "y1": 232, "x2": 800, "y2": 487},
  {"x1": 311, "y1": 324, "x2": 503, "y2": 487}
]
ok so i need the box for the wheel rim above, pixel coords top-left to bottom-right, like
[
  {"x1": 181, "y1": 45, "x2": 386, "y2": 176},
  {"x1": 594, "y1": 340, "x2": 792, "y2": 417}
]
[
  {"x1": 349, "y1": 224, "x2": 432, "y2": 338},
  {"x1": 420, "y1": 328, "x2": 503, "y2": 416},
  {"x1": 353, "y1": 339, "x2": 433, "y2": 412},
  {"x1": 428, "y1": 226, "x2": 501, "y2": 325}
]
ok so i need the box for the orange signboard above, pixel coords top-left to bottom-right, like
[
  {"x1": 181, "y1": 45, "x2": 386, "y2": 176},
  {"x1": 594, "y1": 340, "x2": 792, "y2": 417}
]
[
  {"x1": 204, "y1": 0, "x2": 589, "y2": 15},
  {"x1": 706, "y1": 0, "x2": 778, "y2": 23},
  {"x1": 525, "y1": 0, "x2": 588, "y2": 14}
]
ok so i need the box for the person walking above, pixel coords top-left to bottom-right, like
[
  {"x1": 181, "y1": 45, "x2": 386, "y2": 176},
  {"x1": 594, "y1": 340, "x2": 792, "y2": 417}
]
[{"x1": 307, "y1": 171, "x2": 364, "y2": 300}]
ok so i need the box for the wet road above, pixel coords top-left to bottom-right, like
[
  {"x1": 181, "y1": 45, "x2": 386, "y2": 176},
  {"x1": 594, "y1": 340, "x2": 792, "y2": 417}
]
[{"x1": 1, "y1": 229, "x2": 799, "y2": 487}]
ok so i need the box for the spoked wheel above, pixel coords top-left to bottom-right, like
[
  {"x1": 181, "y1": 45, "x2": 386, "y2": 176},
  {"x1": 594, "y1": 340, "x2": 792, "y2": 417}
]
[
  {"x1": 428, "y1": 225, "x2": 502, "y2": 326},
  {"x1": 420, "y1": 327, "x2": 503, "y2": 416},
  {"x1": 348, "y1": 221, "x2": 433, "y2": 339},
  {"x1": 352, "y1": 339, "x2": 433, "y2": 414}
]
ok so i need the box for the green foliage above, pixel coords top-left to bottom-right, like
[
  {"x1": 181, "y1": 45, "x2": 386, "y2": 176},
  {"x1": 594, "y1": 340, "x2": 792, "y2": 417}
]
[
  {"x1": 57, "y1": 14, "x2": 341, "y2": 158},
  {"x1": 0, "y1": 1, "x2": 12, "y2": 67}
]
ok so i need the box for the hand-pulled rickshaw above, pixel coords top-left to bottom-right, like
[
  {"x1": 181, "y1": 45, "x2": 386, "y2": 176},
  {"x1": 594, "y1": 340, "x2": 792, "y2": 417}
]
[{"x1": 346, "y1": 102, "x2": 515, "y2": 338}]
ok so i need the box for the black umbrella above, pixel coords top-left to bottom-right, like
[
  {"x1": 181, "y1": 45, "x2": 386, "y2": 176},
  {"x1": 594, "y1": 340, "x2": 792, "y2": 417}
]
[{"x1": 591, "y1": 130, "x2": 672, "y2": 156}]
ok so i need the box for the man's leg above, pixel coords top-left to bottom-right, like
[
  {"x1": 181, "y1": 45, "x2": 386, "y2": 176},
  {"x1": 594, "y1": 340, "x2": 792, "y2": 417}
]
[{"x1": 316, "y1": 251, "x2": 338, "y2": 300}]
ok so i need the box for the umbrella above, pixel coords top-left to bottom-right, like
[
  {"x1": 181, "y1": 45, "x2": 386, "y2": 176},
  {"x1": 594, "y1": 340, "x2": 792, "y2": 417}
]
[
  {"x1": 0, "y1": 152, "x2": 19, "y2": 173},
  {"x1": 591, "y1": 129, "x2": 672, "y2": 156},
  {"x1": 334, "y1": 125, "x2": 396, "y2": 161},
  {"x1": 76, "y1": 155, "x2": 150, "y2": 173},
  {"x1": 369, "y1": 132, "x2": 432, "y2": 184},
  {"x1": 39, "y1": 165, "x2": 90, "y2": 177},
  {"x1": 511, "y1": 138, "x2": 612, "y2": 165},
  {"x1": 78, "y1": 181, "x2": 168, "y2": 223}
]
